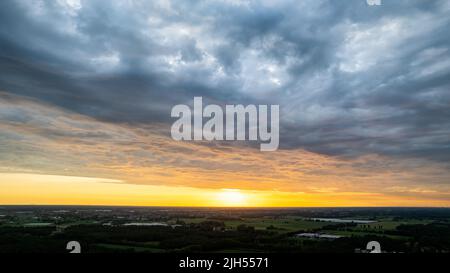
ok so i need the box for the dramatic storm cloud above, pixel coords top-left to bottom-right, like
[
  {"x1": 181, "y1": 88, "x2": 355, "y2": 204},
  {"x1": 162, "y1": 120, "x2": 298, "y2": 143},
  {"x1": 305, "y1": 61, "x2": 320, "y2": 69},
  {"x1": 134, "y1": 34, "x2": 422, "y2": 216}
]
[
  {"x1": 1, "y1": 0, "x2": 450, "y2": 203},
  {"x1": 1, "y1": 0, "x2": 449, "y2": 158}
]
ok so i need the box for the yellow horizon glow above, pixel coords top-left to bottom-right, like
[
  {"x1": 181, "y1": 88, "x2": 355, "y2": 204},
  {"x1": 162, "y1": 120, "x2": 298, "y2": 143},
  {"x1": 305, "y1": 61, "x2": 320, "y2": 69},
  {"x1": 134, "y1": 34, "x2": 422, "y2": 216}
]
[
  {"x1": 216, "y1": 189, "x2": 247, "y2": 207},
  {"x1": 1, "y1": 173, "x2": 450, "y2": 207}
]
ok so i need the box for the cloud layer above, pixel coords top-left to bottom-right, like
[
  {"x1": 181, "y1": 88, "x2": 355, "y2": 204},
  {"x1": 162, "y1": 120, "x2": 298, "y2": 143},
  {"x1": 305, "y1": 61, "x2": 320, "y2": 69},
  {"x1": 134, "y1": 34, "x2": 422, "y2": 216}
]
[{"x1": 1, "y1": 0, "x2": 450, "y2": 200}]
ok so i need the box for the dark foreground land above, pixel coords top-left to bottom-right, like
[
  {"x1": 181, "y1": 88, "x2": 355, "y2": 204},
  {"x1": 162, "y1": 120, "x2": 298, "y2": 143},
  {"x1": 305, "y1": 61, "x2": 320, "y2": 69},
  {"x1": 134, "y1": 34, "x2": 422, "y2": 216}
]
[{"x1": 0, "y1": 206, "x2": 449, "y2": 253}]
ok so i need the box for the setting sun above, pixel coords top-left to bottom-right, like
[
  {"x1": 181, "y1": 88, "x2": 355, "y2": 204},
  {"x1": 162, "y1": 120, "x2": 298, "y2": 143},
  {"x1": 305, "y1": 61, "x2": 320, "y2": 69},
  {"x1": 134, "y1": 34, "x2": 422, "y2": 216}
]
[{"x1": 217, "y1": 189, "x2": 247, "y2": 207}]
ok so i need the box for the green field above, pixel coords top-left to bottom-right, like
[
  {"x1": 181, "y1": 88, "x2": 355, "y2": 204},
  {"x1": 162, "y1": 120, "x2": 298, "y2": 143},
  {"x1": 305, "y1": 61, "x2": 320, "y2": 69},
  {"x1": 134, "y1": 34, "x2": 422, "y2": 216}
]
[
  {"x1": 349, "y1": 219, "x2": 432, "y2": 232},
  {"x1": 178, "y1": 216, "x2": 435, "y2": 239},
  {"x1": 180, "y1": 217, "x2": 330, "y2": 233}
]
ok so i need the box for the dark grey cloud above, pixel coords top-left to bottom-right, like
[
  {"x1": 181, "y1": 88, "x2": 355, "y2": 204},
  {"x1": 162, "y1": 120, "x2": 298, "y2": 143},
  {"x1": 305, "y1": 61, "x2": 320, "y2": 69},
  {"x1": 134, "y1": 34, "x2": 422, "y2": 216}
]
[{"x1": 0, "y1": 0, "x2": 450, "y2": 162}]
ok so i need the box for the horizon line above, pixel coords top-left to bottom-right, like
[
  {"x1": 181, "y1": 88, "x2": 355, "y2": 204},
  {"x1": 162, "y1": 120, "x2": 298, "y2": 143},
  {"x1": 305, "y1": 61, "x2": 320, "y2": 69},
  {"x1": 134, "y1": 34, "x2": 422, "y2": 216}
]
[{"x1": 1, "y1": 204, "x2": 450, "y2": 209}]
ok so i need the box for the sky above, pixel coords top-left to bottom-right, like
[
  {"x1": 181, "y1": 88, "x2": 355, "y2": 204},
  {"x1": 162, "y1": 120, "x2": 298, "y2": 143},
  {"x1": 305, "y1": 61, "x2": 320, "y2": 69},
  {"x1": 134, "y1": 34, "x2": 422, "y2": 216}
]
[{"x1": 1, "y1": 0, "x2": 450, "y2": 207}]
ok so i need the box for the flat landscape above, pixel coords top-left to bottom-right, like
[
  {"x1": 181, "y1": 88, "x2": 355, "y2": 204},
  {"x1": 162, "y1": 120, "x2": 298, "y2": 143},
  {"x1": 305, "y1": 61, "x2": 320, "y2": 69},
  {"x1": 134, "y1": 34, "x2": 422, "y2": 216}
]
[{"x1": 1, "y1": 206, "x2": 449, "y2": 253}]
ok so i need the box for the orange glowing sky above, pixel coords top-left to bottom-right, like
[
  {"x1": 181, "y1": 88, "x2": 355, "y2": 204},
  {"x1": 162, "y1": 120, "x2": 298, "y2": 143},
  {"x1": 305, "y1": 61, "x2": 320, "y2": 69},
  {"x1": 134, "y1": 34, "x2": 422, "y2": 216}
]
[
  {"x1": 1, "y1": 173, "x2": 449, "y2": 207},
  {"x1": 1, "y1": 95, "x2": 450, "y2": 207},
  {"x1": 1, "y1": 1, "x2": 450, "y2": 207}
]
